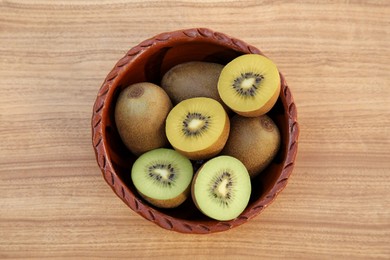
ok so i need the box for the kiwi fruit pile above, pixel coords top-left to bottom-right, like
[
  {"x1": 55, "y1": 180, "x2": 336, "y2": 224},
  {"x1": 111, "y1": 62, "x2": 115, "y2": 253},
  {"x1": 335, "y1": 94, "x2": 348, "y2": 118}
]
[{"x1": 114, "y1": 54, "x2": 281, "y2": 221}]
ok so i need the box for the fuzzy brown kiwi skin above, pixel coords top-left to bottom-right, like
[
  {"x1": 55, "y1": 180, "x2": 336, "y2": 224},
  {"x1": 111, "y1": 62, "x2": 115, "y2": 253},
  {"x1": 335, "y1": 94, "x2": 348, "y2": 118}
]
[
  {"x1": 190, "y1": 165, "x2": 205, "y2": 215},
  {"x1": 137, "y1": 185, "x2": 191, "y2": 208},
  {"x1": 173, "y1": 113, "x2": 230, "y2": 160},
  {"x1": 161, "y1": 62, "x2": 230, "y2": 112},
  {"x1": 115, "y1": 82, "x2": 172, "y2": 156},
  {"x1": 221, "y1": 115, "x2": 281, "y2": 178}
]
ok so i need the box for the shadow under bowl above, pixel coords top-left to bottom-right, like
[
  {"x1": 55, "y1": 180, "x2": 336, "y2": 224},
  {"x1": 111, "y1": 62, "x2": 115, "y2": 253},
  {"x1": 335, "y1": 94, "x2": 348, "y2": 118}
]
[{"x1": 92, "y1": 28, "x2": 299, "y2": 234}]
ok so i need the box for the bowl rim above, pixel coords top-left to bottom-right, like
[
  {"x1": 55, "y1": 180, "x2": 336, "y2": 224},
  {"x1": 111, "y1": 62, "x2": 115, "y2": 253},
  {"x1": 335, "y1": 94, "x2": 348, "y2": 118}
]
[{"x1": 91, "y1": 28, "x2": 299, "y2": 234}]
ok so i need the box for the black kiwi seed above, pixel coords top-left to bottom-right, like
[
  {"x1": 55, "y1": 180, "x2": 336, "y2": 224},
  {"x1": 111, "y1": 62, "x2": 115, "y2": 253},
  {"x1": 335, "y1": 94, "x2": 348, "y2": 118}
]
[
  {"x1": 182, "y1": 112, "x2": 211, "y2": 137},
  {"x1": 208, "y1": 170, "x2": 236, "y2": 207},
  {"x1": 232, "y1": 72, "x2": 264, "y2": 97},
  {"x1": 146, "y1": 161, "x2": 177, "y2": 187}
]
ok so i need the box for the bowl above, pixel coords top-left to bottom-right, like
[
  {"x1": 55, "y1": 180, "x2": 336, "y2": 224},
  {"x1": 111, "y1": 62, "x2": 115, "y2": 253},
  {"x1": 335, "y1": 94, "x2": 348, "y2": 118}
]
[{"x1": 91, "y1": 28, "x2": 299, "y2": 234}]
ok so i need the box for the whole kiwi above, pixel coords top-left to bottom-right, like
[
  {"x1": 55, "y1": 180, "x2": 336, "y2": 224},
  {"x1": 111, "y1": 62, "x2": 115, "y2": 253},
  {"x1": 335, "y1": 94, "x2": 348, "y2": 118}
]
[
  {"x1": 221, "y1": 114, "x2": 281, "y2": 178},
  {"x1": 161, "y1": 61, "x2": 229, "y2": 111},
  {"x1": 114, "y1": 82, "x2": 172, "y2": 155}
]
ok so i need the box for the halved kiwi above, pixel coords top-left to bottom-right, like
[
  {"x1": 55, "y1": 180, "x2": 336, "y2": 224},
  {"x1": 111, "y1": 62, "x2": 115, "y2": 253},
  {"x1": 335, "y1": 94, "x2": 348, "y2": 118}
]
[
  {"x1": 191, "y1": 155, "x2": 251, "y2": 221},
  {"x1": 217, "y1": 54, "x2": 280, "y2": 117},
  {"x1": 131, "y1": 148, "x2": 193, "y2": 208},
  {"x1": 165, "y1": 97, "x2": 230, "y2": 160}
]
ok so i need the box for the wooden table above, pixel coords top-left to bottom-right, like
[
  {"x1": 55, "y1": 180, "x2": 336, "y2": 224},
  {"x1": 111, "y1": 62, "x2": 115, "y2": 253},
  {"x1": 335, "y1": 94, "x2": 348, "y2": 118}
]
[{"x1": 1, "y1": 1, "x2": 389, "y2": 259}]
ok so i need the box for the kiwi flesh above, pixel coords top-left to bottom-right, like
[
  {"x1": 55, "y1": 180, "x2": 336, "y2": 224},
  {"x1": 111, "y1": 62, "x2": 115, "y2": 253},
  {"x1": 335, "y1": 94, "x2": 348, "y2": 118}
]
[
  {"x1": 115, "y1": 82, "x2": 172, "y2": 155},
  {"x1": 221, "y1": 114, "x2": 281, "y2": 178},
  {"x1": 191, "y1": 155, "x2": 251, "y2": 221},
  {"x1": 217, "y1": 54, "x2": 280, "y2": 117},
  {"x1": 161, "y1": 61, "x2": 228, "y2": 110},
  {"x1": 165, "y1": 97, "x2": 230, "y2": 160},
  {"x1": 131, "y1": 148, "x2": 193, "y2": 208}
]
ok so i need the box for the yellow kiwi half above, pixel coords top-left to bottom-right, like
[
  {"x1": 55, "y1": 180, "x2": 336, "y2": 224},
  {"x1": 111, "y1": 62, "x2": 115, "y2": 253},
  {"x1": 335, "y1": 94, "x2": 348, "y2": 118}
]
[
  {"x1": 165, "y1": 97, "x2": 230, "y2": 160},
  {"x1": 217, "y1": 54, "x2": 280, "y2": 117}
]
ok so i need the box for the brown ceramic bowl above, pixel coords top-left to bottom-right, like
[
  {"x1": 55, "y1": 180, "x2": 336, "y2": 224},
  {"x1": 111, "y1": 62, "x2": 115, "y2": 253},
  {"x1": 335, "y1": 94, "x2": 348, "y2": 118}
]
[{"x1": 92, "y1": 28, "x2": 299, "y2": 234}]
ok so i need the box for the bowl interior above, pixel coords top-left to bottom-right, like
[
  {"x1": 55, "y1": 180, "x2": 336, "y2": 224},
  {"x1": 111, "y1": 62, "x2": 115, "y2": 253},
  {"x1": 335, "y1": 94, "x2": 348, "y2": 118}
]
[{"x1": 96, "y1": 31, "x2": 295, "y2": 231}]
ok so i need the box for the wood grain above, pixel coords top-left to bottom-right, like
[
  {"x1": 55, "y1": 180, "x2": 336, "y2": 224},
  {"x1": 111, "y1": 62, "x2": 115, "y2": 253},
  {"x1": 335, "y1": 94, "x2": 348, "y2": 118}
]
[{"x1": 0, "y1": 0, "x2": 389, "y2": 259}]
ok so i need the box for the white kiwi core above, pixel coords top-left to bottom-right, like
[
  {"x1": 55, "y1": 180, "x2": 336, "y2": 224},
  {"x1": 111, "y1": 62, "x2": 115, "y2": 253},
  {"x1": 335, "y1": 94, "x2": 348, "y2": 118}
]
[
  {"x1": 216, "y1": 178, "x2": 229, "y2": 197},
  {"x1": 153, "y1": 168, "x2": 170, "y2": 180},
  {"x1": 241, "y1": 77, "x2": 256, "y2": 90},
  {"x1": 188, "y1": 118, "x2": 205, "y2": 131}
]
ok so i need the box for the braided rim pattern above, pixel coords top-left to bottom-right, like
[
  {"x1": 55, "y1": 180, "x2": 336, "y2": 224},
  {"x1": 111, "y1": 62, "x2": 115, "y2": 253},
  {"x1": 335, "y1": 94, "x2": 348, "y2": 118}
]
[{"x1": 91, "y1": 28, "x2": 299, "y2": 234}]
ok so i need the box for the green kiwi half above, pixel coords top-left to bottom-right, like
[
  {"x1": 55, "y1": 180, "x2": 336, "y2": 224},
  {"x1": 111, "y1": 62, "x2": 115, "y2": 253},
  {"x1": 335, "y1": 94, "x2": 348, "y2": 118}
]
[
  {"x1": 191, "y1": 155, "x2": 251, "y2": 221},
  {"x1": 131, "y1": 148, "x2": 193, "y2": 208}
]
